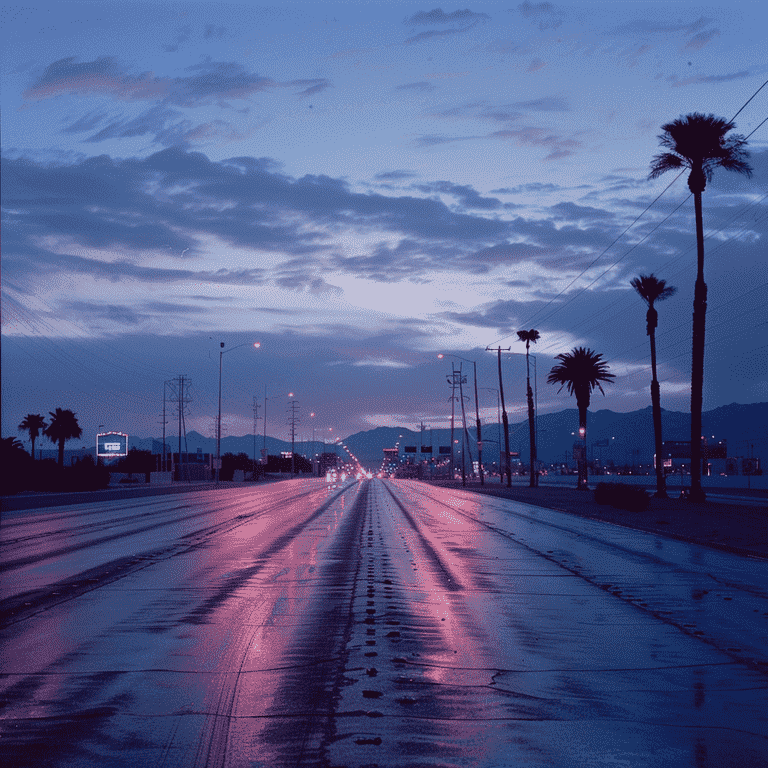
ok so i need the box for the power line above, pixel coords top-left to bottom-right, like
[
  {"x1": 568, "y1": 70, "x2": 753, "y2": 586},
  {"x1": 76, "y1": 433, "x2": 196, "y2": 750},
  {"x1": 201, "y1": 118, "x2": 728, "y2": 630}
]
[
  {"x1": 486, "y1": 170, "x2": 686, "y2": 347},
  {"x1": 486, "y1": 77, "x2": 768, "y2": 351},
  {"x1": 535, "y1": 192, "x2": 768, "y2": 356},
  {"x1": 730, "y1": 79, "x2": 768, "y2": 121}
]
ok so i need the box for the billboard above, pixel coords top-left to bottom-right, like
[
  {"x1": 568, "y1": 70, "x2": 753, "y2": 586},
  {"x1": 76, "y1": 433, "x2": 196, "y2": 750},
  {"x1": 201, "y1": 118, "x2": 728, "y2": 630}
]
[{"x1": 97, "y1": 432, "x2": 128, "y2": 458}]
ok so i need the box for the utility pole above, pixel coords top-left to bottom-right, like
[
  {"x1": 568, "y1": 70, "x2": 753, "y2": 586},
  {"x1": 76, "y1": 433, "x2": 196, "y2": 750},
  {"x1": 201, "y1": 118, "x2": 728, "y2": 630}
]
[
  {"x1": 447, "y1": 370, "x2": 458, "y2": 482},
  {"x1": 456, "y1": 365, "x2": 473, "y2": 486},
  {"x1": 178, "y1": 377, "x2": 182, "y2": 478},
  {"x1": 166, "y1": 376, "x2": 191, "y2": 481},
  {"x1": 252, "y1": 396, "x2": 261, "y2": 476},
  {"x1": 287, "y1": 398, "x2": 300, "y2": 477},
  {"x1": 162, "y1": 380, "x2": 168, "y2": 472},
  {"x1": 471, "y1": 360, "x2": 484, "y2": 486},
  {"x1": 487, "y1": 347, "x2": 512, "y2": 487},
  {"x1": 263, "y1": 385, "x2": 268, "y2": 458}
]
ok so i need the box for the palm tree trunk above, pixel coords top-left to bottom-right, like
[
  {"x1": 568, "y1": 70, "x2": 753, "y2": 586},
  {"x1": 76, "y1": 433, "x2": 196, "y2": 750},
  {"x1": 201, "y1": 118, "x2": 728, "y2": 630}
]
[
  {"x1": 527, "y1": 380, "x2": 536, "y2": 487},
  {"x1": 525, "y1": 348, "x2": 537, "y2": 488},
  {"x1": 577, "y1": 404, "x2": 588, "y2": 489},
  {"x1": 58, "y1": 438, "x2": 65, "y2": 467},
  {"x1": 497, "y1": 349, "x2": 512, "y2": 487},
  {"x1": 690, "y1": 190, "x2": 707, "y2": 502},
  {"x1": 649, "y1": 325, "x2": 668, "y2": 498},
  {"x1": 30, "y1": 436, "x2": 36, "y2": 461}
]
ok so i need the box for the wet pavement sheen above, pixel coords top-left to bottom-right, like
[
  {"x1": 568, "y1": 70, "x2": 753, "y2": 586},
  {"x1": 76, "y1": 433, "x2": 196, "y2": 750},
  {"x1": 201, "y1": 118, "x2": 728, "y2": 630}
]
[{"x1": 1, "y1": 478, "x2": 767, "y2": 767}]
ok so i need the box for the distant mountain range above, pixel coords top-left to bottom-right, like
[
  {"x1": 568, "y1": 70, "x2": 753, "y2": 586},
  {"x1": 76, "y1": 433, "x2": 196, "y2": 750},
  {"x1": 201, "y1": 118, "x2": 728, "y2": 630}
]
[{"x1": 42, "y1": 402, "x2": 768, "y2": 468}]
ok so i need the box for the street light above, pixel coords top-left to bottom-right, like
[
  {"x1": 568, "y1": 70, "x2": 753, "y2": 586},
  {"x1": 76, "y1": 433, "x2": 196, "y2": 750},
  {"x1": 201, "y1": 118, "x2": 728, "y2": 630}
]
[
  {"x1": 480, "y1": 388, "x2": 502, "y2": 482},
  {"x1": 438, "y1": 353, "x2": 484, "y2": 485},
  {"x1": 217, "y1": 341, "x2": 261, "y2": 483}
]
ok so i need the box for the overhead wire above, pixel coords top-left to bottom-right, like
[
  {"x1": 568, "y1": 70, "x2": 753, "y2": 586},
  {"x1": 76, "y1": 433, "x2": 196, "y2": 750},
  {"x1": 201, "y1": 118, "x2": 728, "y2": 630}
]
[
  {"x1": 485, "y1": 169, "x2": 686, "y2": 347},
  {"x1": 534, "y1": 191, "x2": 768, "y2": 357},
  {"x1": 486, "y1": 77, "x2": 768, "y2": 351}
]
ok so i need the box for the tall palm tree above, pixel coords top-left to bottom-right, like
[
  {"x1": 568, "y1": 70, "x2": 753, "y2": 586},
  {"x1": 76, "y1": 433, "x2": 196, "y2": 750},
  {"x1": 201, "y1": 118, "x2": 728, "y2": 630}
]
[
  {"x1": 517, "y1": 328, "x2": 540, "y2": 488},
  {"x1": 649, "y1": 113, "x2": 752, "y2": 501},
  {"x1": 547, "y1": 347, "x2": 615, "y2": 490},
  {"x1": 45, "y1": 408, "x2": 83, "y2": 467},
  {"x1": 18, "y1": 413, "x2": 47, "y2": 460},
  {"x1": 631, "y1": 274, "x2": 677, "y2": 498}
]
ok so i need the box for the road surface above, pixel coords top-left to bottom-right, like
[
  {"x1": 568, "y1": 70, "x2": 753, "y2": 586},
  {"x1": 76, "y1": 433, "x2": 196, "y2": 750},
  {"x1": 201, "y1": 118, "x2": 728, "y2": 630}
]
[{"x1": 2, "y1": 479, "x2": 767, "y2": 767}]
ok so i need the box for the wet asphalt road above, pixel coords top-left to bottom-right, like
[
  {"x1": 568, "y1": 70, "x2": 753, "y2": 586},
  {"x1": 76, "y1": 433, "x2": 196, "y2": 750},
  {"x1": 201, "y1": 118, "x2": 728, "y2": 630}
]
[{"x1": 1, "y1": 478, "x2": 767, "y2": 767}]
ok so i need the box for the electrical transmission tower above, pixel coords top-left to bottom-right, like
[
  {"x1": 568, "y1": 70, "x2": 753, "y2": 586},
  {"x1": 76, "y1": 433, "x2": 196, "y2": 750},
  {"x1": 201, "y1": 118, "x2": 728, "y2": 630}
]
[
  {"x1": 287, "y1": 398, "x2": 300, "y2": 477},
  {"x1": 447, "y1": 366, "x2": 471, "y2": 485},
  {"x1": 166, "y1": 376, "x2": 192, "y2": 480}
]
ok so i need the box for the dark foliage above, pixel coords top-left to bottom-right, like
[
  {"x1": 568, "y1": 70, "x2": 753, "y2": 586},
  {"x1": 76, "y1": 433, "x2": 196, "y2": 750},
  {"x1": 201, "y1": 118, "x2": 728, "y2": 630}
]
[
  {"x1": 0, "y1": 451, "x2": 110, "y2": 495},
  {"x1": 1, "y1": 437, "x2": 34, "y2": 494},
  {"x1": 114, "y1": 448, "x2": 154, "y2": 480},
  {"x1": 220, "y1": 452, "x2": 258, "y2": 481},
  {"x1": 266, "y1": 453, "x2": 313, "y2": 474},
  {"x1": 594, "y1": 482, "x2": 650, "y2": 512}
]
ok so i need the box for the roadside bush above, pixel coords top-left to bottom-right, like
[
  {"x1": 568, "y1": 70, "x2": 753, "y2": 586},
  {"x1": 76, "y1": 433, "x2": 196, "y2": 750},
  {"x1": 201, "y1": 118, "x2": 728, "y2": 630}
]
[
  {"x1": 63, "y1": 456, "x2": 111, "y2": 492},
  {"x1": 0, "y1": 437, "x2": 33, "y2": 494},
  {"x1": 594, "y1": 482, "x2": 649, "y2": 512}
]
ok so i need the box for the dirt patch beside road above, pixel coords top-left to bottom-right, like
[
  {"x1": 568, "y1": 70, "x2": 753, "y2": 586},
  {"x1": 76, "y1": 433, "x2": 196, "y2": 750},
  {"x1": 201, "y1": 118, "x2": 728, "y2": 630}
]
[{"x1": 432, "y1": 481, "x2": 768, "y2": 560}]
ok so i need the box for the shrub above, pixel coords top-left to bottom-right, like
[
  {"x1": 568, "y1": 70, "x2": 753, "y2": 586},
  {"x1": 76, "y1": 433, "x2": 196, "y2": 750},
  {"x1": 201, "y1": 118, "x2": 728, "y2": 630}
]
[{"x1": 594, "y1": 482, "x2": 649, "y2": 512}]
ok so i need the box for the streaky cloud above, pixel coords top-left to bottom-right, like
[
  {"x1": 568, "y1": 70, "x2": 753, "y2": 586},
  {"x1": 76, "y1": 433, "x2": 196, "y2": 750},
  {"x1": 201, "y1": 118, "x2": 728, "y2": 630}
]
[{"x1": 404, "y1": 8, "x2": 490, "y2": 25}]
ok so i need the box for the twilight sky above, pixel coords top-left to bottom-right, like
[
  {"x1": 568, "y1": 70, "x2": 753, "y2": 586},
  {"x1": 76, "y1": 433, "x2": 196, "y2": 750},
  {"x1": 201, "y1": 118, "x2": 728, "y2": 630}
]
[{"x1": 2, "y1": 0, "x2": 767, "y2": 448}]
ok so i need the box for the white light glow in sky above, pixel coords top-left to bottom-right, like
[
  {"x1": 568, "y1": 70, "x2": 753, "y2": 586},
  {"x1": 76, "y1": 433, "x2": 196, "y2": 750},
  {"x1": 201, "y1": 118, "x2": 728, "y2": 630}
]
[{"x1": 2, "y1": 0, "x2": 767, "y2": 442}]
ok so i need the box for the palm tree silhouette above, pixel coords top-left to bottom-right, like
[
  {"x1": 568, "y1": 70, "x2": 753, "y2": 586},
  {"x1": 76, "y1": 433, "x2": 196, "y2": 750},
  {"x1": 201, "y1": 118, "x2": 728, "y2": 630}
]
[
  {"x1": 631, "y1": 274, "x2": 677, "y2": 498},
  {"x1": 547, "y1": 347, "x2": 614, "y2": 490},
  {"x1": 516, "y1": 329, "x2": 540, "y2": 488},
  {"x1": 649, "y1": 113, "x2": 752, "y2": 502},
  {"x1": 18, "y1": 413, "x2": 47, "y2": 460},
  {"x1": 45, "y1": 408, "x2": 83, "y2": 467}
]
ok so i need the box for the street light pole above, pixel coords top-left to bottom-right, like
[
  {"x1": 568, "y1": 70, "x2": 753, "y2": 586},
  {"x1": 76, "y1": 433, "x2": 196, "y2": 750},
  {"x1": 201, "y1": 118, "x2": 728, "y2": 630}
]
[
  {"x1": 217, "y1": 343, "x2": 224, "y2": 482},
  {"x1": 216, "y1": 340, "x2": 261, "y2": 483}
]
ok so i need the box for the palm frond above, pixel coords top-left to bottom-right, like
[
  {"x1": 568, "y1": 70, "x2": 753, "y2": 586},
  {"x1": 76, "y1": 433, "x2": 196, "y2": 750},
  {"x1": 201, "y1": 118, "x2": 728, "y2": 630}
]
[
  {"x1": 631, "y1": 274, "x2": 676, "y2": 306},
  {"x1": 650, "y1": 112, "x2": 753, "y2": 183},
  {"x1": 648, "y1": 152, "x2": 685, "y2": 180},
  {"x1": 517, "y1": 328, "x2": 541, "y2": 345},
  {"x1": 547, "y1": 347, "x2": 614, "y2": 397}
]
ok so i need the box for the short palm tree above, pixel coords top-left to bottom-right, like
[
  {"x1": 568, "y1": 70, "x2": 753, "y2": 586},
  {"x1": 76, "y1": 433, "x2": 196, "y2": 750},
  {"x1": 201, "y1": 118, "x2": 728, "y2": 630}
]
[
  {"x1": 548, "y1": 347, "x2": 615, "y2": 489},
  {"x1": 516, "y1": 328, "x2": 540, "y2": 488},
  {"x1": 18, "y1": 413, "x2": 47, "y2": 460},
  {"x1": 45, "y1": 408, "x2": 83, "y2": 467},
  {"x1": 631, "y1": 275, "x2": 676, "y2": 498},
  {"x1": 649, "y1": 113, "x2": 752, "y2": 501}
]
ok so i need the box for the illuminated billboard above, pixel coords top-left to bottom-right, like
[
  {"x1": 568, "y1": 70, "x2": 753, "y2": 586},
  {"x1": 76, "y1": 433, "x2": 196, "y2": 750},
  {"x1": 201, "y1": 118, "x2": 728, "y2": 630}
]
[{"x1": 97, "y1": 432, "x2": 129, "y2": 458}]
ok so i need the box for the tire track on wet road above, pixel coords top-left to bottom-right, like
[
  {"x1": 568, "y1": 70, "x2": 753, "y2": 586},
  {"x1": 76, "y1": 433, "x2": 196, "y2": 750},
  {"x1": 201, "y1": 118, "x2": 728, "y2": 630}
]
[
  {"x1": 0, "y1": 486, "x2": 321, "y2": 572},
  {"x1": 0, "y1": 484, "x2": 349, "y2": 629},
  {"x1": 206, "y1": 481, "x2": 369, "y2": 768},
  {"x1": 400, "y1": 482, "x2": 768, "y2": 677}
]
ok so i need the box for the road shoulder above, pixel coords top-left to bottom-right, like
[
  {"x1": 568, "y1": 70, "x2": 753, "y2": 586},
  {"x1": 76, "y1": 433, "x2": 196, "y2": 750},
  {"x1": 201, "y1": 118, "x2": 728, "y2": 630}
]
[{"x1": 430, "y1": 481, "x2": 768, "y2": 560}]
